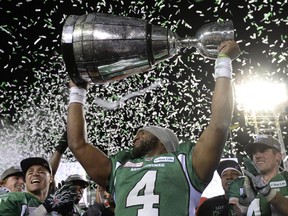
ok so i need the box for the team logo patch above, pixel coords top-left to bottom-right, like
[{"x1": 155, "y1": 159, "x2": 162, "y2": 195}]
[
  {"x1": 154, "y1": 157, "x2": 174, "y2": 163},
  {"x1": 123, "y1": 161, "x2": 143, "y2": 168},
  {"x1": 270, "y1": 180, "x2": 287, "y2": 188}
]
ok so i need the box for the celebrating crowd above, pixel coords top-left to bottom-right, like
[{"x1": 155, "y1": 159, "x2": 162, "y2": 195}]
[{"x1": 0, "y1": 130, "x2": 115, "y2": 216}]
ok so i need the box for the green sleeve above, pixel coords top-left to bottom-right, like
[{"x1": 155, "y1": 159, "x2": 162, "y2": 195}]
[
  {"x1": 0, "y1": 192, "x2": 25, "y2": 215},
  {"x1": 108, "y1": 149, "x2": 132, "y2": 194},
  {"x1": 177, "y1": 141, "x2": 208, "y2": 192}
]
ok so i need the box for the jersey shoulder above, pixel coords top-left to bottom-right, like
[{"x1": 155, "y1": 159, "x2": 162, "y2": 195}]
[
  {"x1": 0, "y1": 191, "x2": 26, "y2": 201},
  {"x1": 176, "y1": 141, "x2": 195, "y2": 153}
]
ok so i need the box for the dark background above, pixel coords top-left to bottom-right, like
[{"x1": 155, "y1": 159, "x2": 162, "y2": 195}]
[{"x1": 0, "y1": 0, "x2": 288, "y2": 172}]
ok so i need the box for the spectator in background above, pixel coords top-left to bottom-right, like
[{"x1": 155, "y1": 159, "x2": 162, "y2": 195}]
[
  {"x1": 227, "y1": 157, "x2": 257, "y2": 215},
  {"x1": 84, "y1": 185, "x2": 115, "y2": 216},
  {"x1": 0, "y1": 157, "x2": 77, "y2": 215},
  {"x1": 0, "y1": 166, "x2": 25, "y2": 194},
  {"x1": 49, "y1": 129, "x2": 112, "y2": 215},
  {"x1": 197, "y1": 159, "x2": 243, "y2": 216},
  {"x1": 64, "y1": 174, "x2": 89, "y2": 215}
]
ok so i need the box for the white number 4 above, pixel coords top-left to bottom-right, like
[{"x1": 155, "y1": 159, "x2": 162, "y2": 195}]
[{"x1": 126, "y1": 170, "x2": 160, "y2": 216}]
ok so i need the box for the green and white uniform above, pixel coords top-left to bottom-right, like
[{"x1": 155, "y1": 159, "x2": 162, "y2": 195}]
[
  {"x1": 247, "y1": 171, "x2": 288, "y2": 216},
  {"x1": 108, "y1": 142, "x2": 209, "y2": 216},
  {"x1": 0, "y1": 192, "x2": 60, "y2": 215}
]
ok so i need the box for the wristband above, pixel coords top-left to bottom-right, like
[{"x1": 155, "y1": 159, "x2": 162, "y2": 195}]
[
  {"x1": 218, "y1": 53, "x2": 230, "y2": 58},
  {"x1": 265, "y1": 188, "x2": 277, "y2": 202},
  {"x1": 69, "y1": 87, "x2": 86, "y2": 105},
  {"x1": 214, "y1": 57, "x2": 232, "y2": 79}
]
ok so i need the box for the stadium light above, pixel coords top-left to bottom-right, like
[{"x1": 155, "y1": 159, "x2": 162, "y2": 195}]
[{"x1": 235, "y1": 80, "x2": 287, "y2": 112}]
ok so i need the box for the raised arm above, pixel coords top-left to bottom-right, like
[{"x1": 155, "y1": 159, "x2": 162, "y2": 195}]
[
  {"x1": 192, "y1": 40, "x2": 241, "y2": 182},
  {"x1": 49, "y1": 130, "x2": 68, "y2": 176},
  {"x1": 67, "y1": 81, "x2": 111, "y2": 188}
]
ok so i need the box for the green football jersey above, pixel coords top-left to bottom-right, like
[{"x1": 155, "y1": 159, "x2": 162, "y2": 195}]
[
  {"x1": 108, "y1": 141, "x2": 208, "y2": 216},
  {"x1": 0, "y1": 192, "x2": 60, "y2": 215},
  {"x1": 247, "y1": 171, "x2": 288, "y2": 216}
]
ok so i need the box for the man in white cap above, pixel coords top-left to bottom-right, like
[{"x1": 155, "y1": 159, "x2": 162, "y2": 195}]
[
  {"x1": 197, "y1": 159, "x2": 243, "y2": 216},
  {"x1": 0, "y1": 166, "x2": 25, "y2": 194},
  {"x1": 228, "y1": 135, "x2": 288, "y2": 215},
  {"x1": 67, "y1": 40, "x2": 241, "y2": 215}
]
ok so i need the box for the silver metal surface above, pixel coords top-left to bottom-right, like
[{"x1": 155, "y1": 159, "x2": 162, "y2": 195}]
[{"x1": 61, "y1": 13, "x2": 234, "y2": 84}]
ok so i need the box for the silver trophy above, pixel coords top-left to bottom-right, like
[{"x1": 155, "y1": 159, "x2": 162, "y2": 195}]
[{"x1": 61, "y1": 13, "x2": 234, "y2": 85}]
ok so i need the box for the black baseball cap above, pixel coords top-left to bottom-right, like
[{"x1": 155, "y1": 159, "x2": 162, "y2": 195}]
[
  {"x1": 20, "y1": 157, "x2": 52, "y2": 176},
  {"x1": 217, "y1": 159, "x2": 242, "y2": 176},
  {"x1": 1, "y1": 166, "x2": 23, "y2": 180},
  {"x1": 65, "y1": 174, "x2": 89, "y2": 188},
  {"x1": 245, "y1": 135, "x2": 281, "y2": 155}
]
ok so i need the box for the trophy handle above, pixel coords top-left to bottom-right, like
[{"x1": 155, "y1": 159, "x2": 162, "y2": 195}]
[{"x1": 179, "y1": 20, "x2": 234, "y2": 59}]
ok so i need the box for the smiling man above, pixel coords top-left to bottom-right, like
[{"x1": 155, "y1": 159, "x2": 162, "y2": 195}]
[
  {"x1": 228, "y1": 135, "x2": 288, "y2": 216},
  {"x1": 196, "y1": 159, "x2": 243, "y2": 216},
  {"x1": 0, "y1": 166, "x2": 25, "y2": 194},
  {"x1": 244, "y1": 135, "x2": 288, "y2": 216},
  {"x1": 21, "y1": 157, "x2": 54, "y2": 202},
  {"x1": 0, "y1": 157, "x2": 77, "y2": 215}
]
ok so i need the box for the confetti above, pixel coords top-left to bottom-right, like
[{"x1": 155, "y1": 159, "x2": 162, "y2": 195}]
[{"x1": 0, "y1": 0, "x2": 288, "y2": 175}]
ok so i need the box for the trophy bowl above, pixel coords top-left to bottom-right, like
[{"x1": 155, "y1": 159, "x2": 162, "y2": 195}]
[{"x1": 61, "y1": 13, "x2": 234, "y2": 85}]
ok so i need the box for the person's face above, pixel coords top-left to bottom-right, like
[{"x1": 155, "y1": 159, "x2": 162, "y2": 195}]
[
  {"x1": 25, "y1": 165, "x2": 52, "y2": 194},
  {"x1": 221, "y1": 169, "x2": 241, "y2": 193},
  {"x1": 252, "y1": 146, "x2": 281, "y2": 175},
  {"x1": 74, "y1": 185, "x2": 84, "y2": 204},
  {"x1": 132, "y1": 130, "x2": 159, "y2": 158},
  {"x1": 3, "y1": 175, "x2": 25, "y2": 192}
]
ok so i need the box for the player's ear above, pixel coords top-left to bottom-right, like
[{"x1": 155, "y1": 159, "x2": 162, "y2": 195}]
[
  {"x1": 49, "y1": 174, "x2": 54, "y2": 184},
  {"x1": 276, "y1": 152, "x2": 282, "y2": 164}
]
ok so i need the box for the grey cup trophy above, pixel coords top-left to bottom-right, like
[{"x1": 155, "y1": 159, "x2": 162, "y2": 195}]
[{"x1": 61, "y1": 13, "x2": 234, "y2": 85}]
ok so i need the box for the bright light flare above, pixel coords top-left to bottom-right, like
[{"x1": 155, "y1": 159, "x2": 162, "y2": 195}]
[{"x1": 235, "y1": 81, "x2": 287, "y2": 112}]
